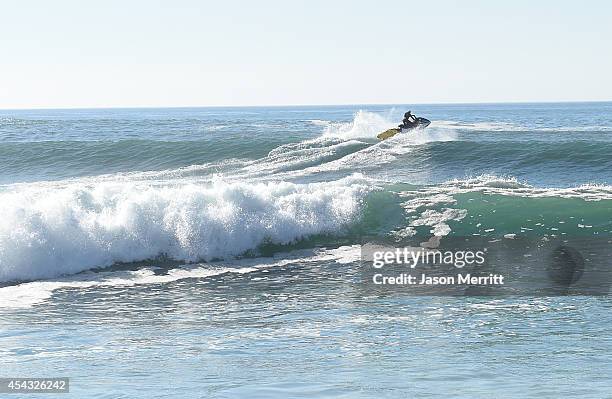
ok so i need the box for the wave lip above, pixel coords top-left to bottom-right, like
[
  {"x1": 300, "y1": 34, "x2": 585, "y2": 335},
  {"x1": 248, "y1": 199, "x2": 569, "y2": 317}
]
[{"x1": 0, "y1": 175, "x2": 371, "y2": 283}]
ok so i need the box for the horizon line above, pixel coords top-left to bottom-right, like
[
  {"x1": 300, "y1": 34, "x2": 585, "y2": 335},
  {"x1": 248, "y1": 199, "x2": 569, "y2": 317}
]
[{"x1": 1, "y1": 99, "x2": 611, "y2": 112}]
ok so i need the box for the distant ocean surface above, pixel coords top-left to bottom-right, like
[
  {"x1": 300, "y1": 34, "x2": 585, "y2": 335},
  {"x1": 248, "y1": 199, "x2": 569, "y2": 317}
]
[{"x1": 1, "y1": 103, "x2": 611, "y2": 398}]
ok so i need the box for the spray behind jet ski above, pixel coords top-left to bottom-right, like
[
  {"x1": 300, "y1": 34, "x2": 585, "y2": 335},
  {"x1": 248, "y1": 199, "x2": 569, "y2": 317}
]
[{"x1": 377, "y1": 111, "x2": 431, "y2": 140}]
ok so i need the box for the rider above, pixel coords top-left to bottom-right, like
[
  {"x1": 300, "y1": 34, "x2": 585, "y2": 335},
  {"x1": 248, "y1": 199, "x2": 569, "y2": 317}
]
[{"x1": 399, "y1": 111, "x2": 417, "y2": 130}]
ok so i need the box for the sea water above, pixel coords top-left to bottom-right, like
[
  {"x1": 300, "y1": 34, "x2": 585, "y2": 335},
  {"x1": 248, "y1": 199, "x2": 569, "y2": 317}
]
[{"x1": 0, "y1": 103, "x2": 611, "y2": 397}]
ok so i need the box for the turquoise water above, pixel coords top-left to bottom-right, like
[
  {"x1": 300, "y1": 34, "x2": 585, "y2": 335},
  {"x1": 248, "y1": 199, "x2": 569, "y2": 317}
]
[{"x1": 0, "y1": 103, "x2": 611, "y2": 397}]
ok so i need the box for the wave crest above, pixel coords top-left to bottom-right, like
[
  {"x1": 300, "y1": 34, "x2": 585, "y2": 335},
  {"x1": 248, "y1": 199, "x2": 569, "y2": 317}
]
[{"x1": 0, "y1": 175, "x2": 371, "y2": 282}]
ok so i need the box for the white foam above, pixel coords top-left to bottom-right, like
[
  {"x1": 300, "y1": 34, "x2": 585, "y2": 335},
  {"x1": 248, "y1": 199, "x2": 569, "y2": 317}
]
[
  {"x1": 433, "y1": 175, "x2": 612, "y2": 201},
  {"x1": 400, "y1": 193, "x2": 457, "y2": 213},
  {"x1": 410, "y1": 208, "x2": 467, "y2": 237},
  {"x1": 240, "y1": 138, "x2": 366, "y2": 177},
  {"x1": 0, "y1": 267, "x2": 254, "y2": 308},
  {"x1": 0, "y1": 176, "x2": 371, "y2": 282},
  {"x1": 324, "y1": 244, "x2": 362, "y2": 264},
  {"x1": 323, "y1": 110, "x2": 396, "y2": 140},
  {"x1": 0, "y1": 245, "x2": 362, "y2": 309}
]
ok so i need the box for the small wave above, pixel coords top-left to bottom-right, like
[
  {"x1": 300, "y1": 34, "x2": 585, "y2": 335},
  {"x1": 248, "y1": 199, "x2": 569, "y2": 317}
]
[
  {"x1": 248, "y1": 131, "x2": 458, "y2": 182},
  {"x1": 0, "y1": 246, "x2": 362, "y2": 308},
  {"x1": 446, "y1": 174, "x2": 529, "y2": 189},
  {"x1": 433, "y1": 120, "x2": 612, "y2": 133},
  {"x1": 399, "y1": 174, "x2": 612, "y2": 202},
  {"x1": 433, "y1": 120, "x2": 521, "y2": 131},
  {"x1": 307, "y1": 119, "x2": 331, "y2": 127},
  {"x1": 204, "y1": 124, "x2": 229, "y2": 131},
  {"x1": 439, "y1": 174, "x2": 612, "y2": 200},
  {"x1": 537, "y1": 125, "x2": 612, "y2": 132},
  {"x1": 397, "y1": 175, "x2": 612, "y2": 238}
]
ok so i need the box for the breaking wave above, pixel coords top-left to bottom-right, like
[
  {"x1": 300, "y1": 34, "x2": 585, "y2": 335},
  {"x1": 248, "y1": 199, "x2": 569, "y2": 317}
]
[{"x1": 0, "y1": 175, "x2": 371, "y2": 282}]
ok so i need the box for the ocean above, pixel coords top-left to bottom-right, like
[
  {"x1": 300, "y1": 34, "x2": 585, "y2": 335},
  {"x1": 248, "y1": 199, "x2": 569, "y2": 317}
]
[{"x1": 1, "y1": 102, "x2": 611, "y2": 398}]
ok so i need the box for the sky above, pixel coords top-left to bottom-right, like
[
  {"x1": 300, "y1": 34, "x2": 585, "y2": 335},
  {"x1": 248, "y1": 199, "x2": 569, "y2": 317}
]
[{"x1": 1, "y1": 0, "x2": 611, "y2": 109}]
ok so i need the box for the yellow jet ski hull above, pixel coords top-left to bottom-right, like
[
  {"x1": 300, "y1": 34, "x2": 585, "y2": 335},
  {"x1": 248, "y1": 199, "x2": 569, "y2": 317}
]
[{"x1": 377, "y1": 128, "x2": 401, "y2": 140}]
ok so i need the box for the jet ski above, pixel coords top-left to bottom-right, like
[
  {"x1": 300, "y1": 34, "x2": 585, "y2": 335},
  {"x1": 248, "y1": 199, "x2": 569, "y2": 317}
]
[{"x1": 377, "y1": 116, "x2": 431, "y2": 140}]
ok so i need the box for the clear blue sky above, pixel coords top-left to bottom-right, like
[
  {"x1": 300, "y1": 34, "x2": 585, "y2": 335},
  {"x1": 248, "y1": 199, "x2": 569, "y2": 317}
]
[{"x1": 1, "y1": 0, "x2": 611, "y2": 108}]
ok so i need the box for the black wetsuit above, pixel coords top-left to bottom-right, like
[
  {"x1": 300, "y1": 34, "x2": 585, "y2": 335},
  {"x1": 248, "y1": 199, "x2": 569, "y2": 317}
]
[{"x1": 399, "y1": 112, "x2": 417, "y2": 129}]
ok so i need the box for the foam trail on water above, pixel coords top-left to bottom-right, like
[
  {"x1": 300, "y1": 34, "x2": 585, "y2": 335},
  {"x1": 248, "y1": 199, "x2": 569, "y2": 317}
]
[
  {"x1": 385, "y1": 126, "x2": 458, "y2": 146},
  {"x1": 0, "y1": 246, "x2": 362, "y2": 308},
  {"x1": 323, "y1": 110, "x2": 457, "y2": 143},
  {"x1": 0, "y1": 176, "x2": 371, "y2": 282}
]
